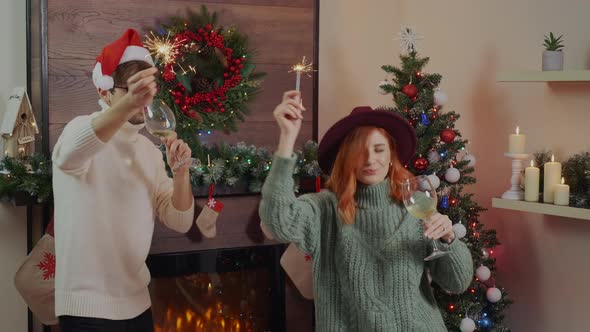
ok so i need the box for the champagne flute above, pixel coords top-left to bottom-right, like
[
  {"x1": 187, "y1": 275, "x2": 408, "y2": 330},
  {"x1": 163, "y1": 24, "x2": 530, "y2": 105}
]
[
  {"x1": 401, "y1": 175, "x2": 450, "y2": 261},
  {"x1": 144, "y1": 99, "x2": 200, "y2": 172}
]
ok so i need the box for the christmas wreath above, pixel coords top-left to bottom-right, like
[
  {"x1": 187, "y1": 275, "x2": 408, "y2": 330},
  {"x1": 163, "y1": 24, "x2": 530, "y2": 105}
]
[{"x1": 146, "y1": 6, "x2": 265, "y2": 136}]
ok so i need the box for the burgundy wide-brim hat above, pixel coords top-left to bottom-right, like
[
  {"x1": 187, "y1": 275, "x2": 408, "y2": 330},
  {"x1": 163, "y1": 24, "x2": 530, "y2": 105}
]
[{"x1": 318, "y1": 106, "x2": 417, "y2": 174}]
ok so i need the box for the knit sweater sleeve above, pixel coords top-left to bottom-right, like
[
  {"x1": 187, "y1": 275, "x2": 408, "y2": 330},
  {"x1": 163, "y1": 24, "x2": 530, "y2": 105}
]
[
  {"x1": 427, "y1": 238, "x2": 474, "y2": 294},
  {"x1": 154, "y1": 151, "x2": 195, "y2": 233},
  {"x1": 259, "y1": 154, "x2": 321, "y2": 256},
  {"x1": 52, "y1": 115, "x2": 105, "y2": 175}
]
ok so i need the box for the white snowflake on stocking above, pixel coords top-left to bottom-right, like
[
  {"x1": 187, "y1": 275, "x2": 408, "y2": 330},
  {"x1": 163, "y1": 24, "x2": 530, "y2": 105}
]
[
  {"x1": 207, "y1": 198, "x2": 217, "y2": 208},
  {"x1": 396, "y1": 26, "x2": 423, "y2": 53}
]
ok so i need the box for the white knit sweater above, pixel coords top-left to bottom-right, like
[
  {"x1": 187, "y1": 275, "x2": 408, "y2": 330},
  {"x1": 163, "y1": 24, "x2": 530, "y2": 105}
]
[{"x1": 52, "y1": 105, "x2": 194, "y2": 320}]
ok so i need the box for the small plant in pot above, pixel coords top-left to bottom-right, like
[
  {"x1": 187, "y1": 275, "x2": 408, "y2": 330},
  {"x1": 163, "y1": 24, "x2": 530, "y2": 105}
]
[{"x1": 542, "y1": 32, "x2": 564, "y2": 71}]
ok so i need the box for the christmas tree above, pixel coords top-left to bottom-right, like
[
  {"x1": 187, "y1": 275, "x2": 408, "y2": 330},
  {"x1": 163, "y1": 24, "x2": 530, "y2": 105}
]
[{"x1": 378, "y1": 27, "x2": 512, "y2": 332}]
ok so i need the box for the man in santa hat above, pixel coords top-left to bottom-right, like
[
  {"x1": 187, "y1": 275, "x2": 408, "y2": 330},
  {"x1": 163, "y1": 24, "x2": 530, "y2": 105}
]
[{"x1": 52, "y1": 29, "x2": 195, "y2": 331}]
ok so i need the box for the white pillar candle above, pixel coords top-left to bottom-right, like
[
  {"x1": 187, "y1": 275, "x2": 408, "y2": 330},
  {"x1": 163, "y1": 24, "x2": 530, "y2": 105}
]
[
  {"x1": 508, "y1": 126, "x2": 526, "y2": 154},
  {"x1": 543, "y1": 155, "x2": 562, "y2": 203},
  {"x1": 524, "y1": 160, "x2": 540, "y2": 202},
  {"x1": 554, "y1": 177, "x2": 570, "y2": 206}
]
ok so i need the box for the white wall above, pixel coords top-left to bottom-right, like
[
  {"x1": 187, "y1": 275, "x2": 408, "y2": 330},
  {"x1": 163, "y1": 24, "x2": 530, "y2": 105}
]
[
  {"x1": 0, "y1": 0, "x2": 28, "y2": 331},
  {"x1": 320, "y1": 0, "x2": 590, "y2": 331}
]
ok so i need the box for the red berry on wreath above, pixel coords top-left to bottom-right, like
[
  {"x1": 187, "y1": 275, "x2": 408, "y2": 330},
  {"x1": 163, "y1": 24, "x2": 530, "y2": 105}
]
[
  {"x1": 440, "y1": 128, "x2": 457, "y2": 143},
  {"x1": 413, "y1": 157, "x2": 429, "y2": 171},
  {"x1": 402, "y1": 84, "x2": 418, "y2": 98},
  {"x1": 221, "y1": 108, "x2": 225, "y2": 112}
]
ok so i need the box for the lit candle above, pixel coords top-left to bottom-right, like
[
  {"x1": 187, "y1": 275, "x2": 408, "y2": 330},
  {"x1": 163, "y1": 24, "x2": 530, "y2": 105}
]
[
  {"x1": 543, "y1": 154, "x2": 562, "y2": 203},
  {"x1": 207, "y1": 282, "x2": 212, "y2": 296},
  {"x1": 508, "y1": 126, "x2": 526, "y2": 154},
  {"x1": 524, "y1": 160, "x2": 540, "y2": 202},
  {"x1": 554, "y1": 177, "x2": 570, "y2": 206}
]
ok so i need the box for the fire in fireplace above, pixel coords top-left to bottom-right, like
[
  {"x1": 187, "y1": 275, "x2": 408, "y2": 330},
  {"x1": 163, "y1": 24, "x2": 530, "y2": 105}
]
[{"x1": 147, "y1": 245, "x2": 286, "y2": 332}]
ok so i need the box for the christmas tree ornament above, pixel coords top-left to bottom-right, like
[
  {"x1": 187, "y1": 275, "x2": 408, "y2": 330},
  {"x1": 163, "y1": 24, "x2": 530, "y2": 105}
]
[
  {"x1": 440, "y1": 128, "x2": 457, "y2": 143},
  {"x1": 463, "y1": 153, "x2": 477, "y2": 167},
  {"x1": 445, "y1": 166, "x2": 461, "y2": 183},
  {"x1": 476, "y1": 265, "x2": 491, "y2": 281},
  {"x1": 427, "y1": 150, "x2": 441, "y2": 164},
  {"x1": 460, "y1": 318, "x2": 476, "y2": 332},
  {"x1": 486, "y1": 287, "x2": 502, "y2": 303},
  {"x1": 196, "y1": 183, "x2": 224, "y2": 238},
  {"x1": 420, "y1": 112, "x2": 430, "y2": 125},
  {"x1": 433, "y1": 90, "x2": 448, "y2": 106},
  {"x1": 482, "y1": 249, "x2": 490, "y2": 259},
  {"x1": 413, "y1": 156, "x2": 429, "y2": 171},
  {"x1": 440, "y1": 196, "x2": 449, "y2": 209},
  {"x1": 427, "y1": 173, "x2": 440, "y2": 190},
  {"x1": 453, "y1": 222, "x2": 467, "y2": 238},
  {"x1": 377, "y1": 80, "x2": 389, "y2": 95},
  {"x1": 402, "y1": 83, "x2": 418, "y2": 98}
]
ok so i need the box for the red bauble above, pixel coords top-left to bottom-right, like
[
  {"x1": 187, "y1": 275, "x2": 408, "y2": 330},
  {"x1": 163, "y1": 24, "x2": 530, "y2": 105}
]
[
  {"x1": 440, "y1": 128, "x2": 457, "y2": 143},
  {"x1": 402, "y1": 84, "x2": 418, "y2": 98},
  {"x1": 413, "y1": 157, "x2": 429, "y2": 171}
]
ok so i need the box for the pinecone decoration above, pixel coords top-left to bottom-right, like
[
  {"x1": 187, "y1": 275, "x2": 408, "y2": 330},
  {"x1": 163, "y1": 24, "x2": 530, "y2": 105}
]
[
  {"x1": 191, "y1": 75, "x2": 211, "y2": 92},
  {"x1": 198, "y1": 45, "x2": 214, "y2": 57}
]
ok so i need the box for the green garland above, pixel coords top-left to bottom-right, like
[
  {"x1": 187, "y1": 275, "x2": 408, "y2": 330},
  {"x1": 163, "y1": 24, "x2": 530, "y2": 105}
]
[
  {"x1": 0, "y1": 154, "x2": 53, "y2": 204},
  {"x1": 563, "y1": 152, "x2": 590, "y2": 208},
  {"x1": 0, "y1": 141, "x2": 321, "y2": 203},
  {"x1": 162, "y1": 140, "x2": 321, "y2": 194}
]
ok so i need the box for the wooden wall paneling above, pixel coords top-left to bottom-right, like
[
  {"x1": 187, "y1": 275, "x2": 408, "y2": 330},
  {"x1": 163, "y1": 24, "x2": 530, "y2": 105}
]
[
  {"x1": 48, "y1": 64, "x2": 314, "y2": 124},
  {"x1": 48, "y1": 1, "x2": 313, "y2": 65}
]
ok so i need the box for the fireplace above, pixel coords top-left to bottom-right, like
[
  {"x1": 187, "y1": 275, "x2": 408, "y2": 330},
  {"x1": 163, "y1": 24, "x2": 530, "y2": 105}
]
[{"x1": 146, "y1": 245, "x2": 286, "y2": 332}]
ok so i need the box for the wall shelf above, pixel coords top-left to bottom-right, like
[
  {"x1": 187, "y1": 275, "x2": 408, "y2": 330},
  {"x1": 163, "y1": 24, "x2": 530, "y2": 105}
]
[
  {"x1": 492, "y1": 198, "x2": 590, "y2": 220},
  {"x1": 496, "y1": 70, "x2": 590, "y2": 82}
]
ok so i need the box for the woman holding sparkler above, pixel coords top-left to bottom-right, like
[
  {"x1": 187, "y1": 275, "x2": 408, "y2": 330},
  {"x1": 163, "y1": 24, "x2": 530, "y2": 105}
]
[{"x1": 259, "y1": 90, "x2": 473, "y2": 331}]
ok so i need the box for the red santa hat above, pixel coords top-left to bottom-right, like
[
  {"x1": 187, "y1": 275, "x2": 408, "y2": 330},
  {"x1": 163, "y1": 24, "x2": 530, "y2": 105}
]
[{"x1": 92, "y1": 29, "x2": 154, "y2": 90}]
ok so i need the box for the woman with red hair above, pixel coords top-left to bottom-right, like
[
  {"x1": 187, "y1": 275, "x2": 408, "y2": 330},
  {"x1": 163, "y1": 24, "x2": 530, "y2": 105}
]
[{"x1": 259, "y1": 91, "x2": 473, "y2": 331}]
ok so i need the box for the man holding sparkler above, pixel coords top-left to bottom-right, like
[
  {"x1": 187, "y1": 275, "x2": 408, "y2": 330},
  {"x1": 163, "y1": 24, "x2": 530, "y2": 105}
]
[{"x1": 52, "y1": 29, "x2": 195, "y2": 331}]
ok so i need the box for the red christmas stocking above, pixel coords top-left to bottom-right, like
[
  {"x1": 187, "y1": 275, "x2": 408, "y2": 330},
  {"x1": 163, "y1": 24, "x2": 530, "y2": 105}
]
[{"x1": 196, "y1": 184, "x2": 224, "y2": 238}]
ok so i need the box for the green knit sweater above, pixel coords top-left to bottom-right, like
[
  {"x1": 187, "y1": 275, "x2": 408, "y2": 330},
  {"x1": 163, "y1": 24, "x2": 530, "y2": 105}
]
[{"x1": 259, "y1": 155, "x2": 473, "y2": 331}]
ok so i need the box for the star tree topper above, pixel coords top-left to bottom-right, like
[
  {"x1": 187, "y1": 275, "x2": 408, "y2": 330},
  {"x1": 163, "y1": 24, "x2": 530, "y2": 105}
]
[{"x1": 396, "y1": 26, "x2": 424, "y2": 53}]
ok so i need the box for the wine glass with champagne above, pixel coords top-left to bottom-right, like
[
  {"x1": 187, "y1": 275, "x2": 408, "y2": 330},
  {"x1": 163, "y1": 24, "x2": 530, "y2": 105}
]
[
  {"x1": 401, "y1": 175, "x2": 450, "y2": 261},
  {"x1": 143, "y1": 99, "x2": 201, "y2": 171}
]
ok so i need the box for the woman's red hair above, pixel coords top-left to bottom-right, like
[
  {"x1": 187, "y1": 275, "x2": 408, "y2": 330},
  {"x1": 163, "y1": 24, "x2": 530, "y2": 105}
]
[{"x1": 326, "y1": 126, "x2": 413, "y2": 224}]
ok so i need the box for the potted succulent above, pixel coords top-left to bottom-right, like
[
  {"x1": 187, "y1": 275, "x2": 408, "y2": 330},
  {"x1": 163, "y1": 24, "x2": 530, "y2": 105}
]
[{"x1": 542, "y1": 32, "x2": 564, "y2": 71}]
